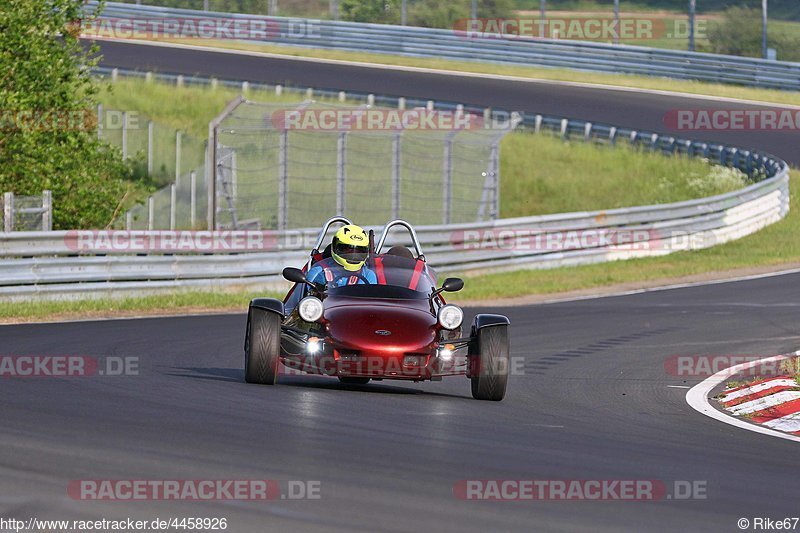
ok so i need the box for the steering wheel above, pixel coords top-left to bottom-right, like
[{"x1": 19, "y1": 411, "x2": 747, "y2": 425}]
[{"x1": 331, "y1": 272, "x2": 371, "y2": 286}]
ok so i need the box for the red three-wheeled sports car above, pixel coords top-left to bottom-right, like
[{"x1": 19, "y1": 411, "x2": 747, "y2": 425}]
[{"x1": 244, "y1": 218, "x2": 511, "y2": 401}]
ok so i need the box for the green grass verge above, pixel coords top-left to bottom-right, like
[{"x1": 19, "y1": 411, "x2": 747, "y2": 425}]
[{"x1": 148, "y1": 37, "x2": 800, "y2": 108}]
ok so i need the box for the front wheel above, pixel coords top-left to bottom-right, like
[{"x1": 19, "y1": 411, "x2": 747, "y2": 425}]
[
  {"x1": 244, "y1": 308, "x2": 281, "y2": 385},
  {"x1": 469, "y1": 325, "x2": 510, "y2": 401}
]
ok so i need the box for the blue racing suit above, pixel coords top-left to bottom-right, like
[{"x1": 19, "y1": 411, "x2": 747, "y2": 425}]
[{"x1": 307, "y1": 257, "x2": 377, "y2": 288}]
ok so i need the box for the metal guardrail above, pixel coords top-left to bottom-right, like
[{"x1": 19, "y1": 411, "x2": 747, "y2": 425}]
[{"x1": 88, "y1": 1, "x2": 800, "y2": 90}]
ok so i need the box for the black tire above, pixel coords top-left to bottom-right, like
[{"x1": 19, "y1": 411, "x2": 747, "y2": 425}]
[
  {"x1": 338, "y1": 377, "x2": 370, "y2": 385},
  {"x1": 244, "y1": 308, "x2": 281, "y2": 385},
  {"x1": 470, "y1": 325, "x2": 510, "y2": 401}
]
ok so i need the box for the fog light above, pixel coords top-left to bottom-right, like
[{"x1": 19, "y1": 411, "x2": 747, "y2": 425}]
[
  {"x1": 307, "y1": 337, "x2": 321, "y2": 354},
  {"x1": 438, "y1": 343, "x2": 456, "y2": 361}
]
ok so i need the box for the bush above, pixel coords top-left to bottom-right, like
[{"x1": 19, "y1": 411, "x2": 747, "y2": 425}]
[
  {"x1": 0, "y1": 0, "x2": 136, "y2": 229},
  {"x1": 706, "y1": 6, "x2": 800, "y2": 61}
]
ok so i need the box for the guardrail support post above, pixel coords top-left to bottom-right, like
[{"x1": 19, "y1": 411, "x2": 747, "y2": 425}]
[
  {"x1": 278, "y1": 130, "x2": 288, "y2": 230},
  {"x1": 147, "y1": 121, "x2": 154, "y2": 175},
  {"x1": 147, "y1": 197, "x2": 154, "y2": 231},
  {"x1": 398, "y1": 97, "x2": 406, "y2": 110},
  {"x1": 170, "y1": 184, "x2": 177, "y2": 230},
  {"x1": 3, "y1": 192, "x2": 13, "y2": 232},
  {"x1": 121, "y1": 111, "x2": 128, "y2": 159},
  {"x1": 392, "y1": 132, "x2": 401, "y2": 219},
  {"x1": 336, "y1": 132, "x2": 346, "y2": 216},
  {"x1": 42, "y1": 190, "x2": 52, "y2": 231},
  {"x1": 338, "y1": 91, "x2": 346, "y2": 102},
  {"x1": 190, "y1": 171, "x2": 197, "y2": 229},
  {"x1": 175, "y1": 131, "x2": 182, "y2": 183}
]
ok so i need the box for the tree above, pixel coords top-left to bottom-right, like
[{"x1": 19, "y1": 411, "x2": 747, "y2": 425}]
[{"x1": 0, "y1": 0, "x2": 133, "y2": 229}]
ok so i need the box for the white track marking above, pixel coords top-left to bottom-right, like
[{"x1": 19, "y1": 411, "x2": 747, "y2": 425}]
[
  {"x1": 85, "y1": 37, "x2": 800, "y2": 110},
  {"x1": 719, "y1": 378, "x2": 799, "y2": 402},
  {"x1": 728, "y1": 391, "x2": 800, "y2": 416},
  {"x1": 686, "y1": 352, "x2": 800, "y2": 443},
  {"x1": 764, "y1": 412, "x2": 800, "y2": 432},
  {"x1": 667, "y1": 385, "x2": 691, "y2": 389}
]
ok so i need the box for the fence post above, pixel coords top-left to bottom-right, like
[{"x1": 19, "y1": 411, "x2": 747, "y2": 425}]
[
  {"x1": 278, "y1": 130, "x2": 288, "y2": 230},
  {"x1": 442, "y1": 135, "x2": 454, "y2": 225},
  {"x1": 170, "y1": 184, "x2": 177, "y2": 230},
  {"x1": 336, "y1": 132, "x2": 346, "y2": 216},
  {"x1": 147, "y1": 196, "x2": 154, "y2": 230},
  {"x1": 42, "y1": 190, "x2": 52, "y2": 231},
  {"x1": 121, "y1": 111, "x2": 128, "y2": 160},
  {"x1": 190, "y1": 171, "x2": 197, "y2": 229},
  {"x1": 490, "y1": 141, "x2": 500, "y2": 220},
  {"x1": 175, "y1": 131, "x2": 182, "y2": 183},
  {"x1": 206, "y1": 125, "x2": 215, "y2": 230},
  {"x1": 126, "y1": 211, "x2": 133, "y2": 231},
  {"x1": 147, "y1": 121, "x2": 154, "y2": 175},
  {"x1": 392, "y1": 132, "x2": 401, "y2": 220},
  {"x1": 3, "y1": 192, "x2": 13, "y2": 232},
  {"x1": 97, "y1": 104, "x2": 103, "y2": 140}
]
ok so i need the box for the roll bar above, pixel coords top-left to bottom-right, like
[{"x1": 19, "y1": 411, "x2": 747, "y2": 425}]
[{"x1": 375, "y1": 219, "x2": 425, "y2": 260}]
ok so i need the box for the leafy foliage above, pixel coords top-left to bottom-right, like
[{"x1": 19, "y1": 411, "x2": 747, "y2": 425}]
[
  {"x1": 706, "y1": 6, "x2": 800, "y2": 61},
  {"x1": 0, "y1": 0, "x2": 135, "y2": 229}
]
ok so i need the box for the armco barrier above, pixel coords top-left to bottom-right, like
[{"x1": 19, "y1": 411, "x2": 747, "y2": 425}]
[
  {"x1": 86, "y1": 1, "x2": 800, "y2": 90},
  {"x1": 0, "y1": 157, "x2": 787, "y2": 300}
]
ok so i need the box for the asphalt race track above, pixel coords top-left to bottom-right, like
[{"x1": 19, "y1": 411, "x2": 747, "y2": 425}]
[
  {"x1": 91, "y1": 39, "x2": 800, "y2": 166},
  {"x1": 1, "y1": 274, "x2": 799, "y2": 531},
  {"x1": 1, "y1": 40, "x2": 797, "y2": 532}
]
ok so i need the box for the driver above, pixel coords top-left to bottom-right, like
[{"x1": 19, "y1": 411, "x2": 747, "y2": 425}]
[{"x1": 307, "y1": 224, "x2": 377, "y2": 287}]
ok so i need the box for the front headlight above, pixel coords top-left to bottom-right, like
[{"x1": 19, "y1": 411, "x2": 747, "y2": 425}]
[
  {"x1": 437, "y1": 304, "x2": 463, "y2": 330},
  {"x1": 298, "y1": 297, "x2": 324, "y2": 322}
]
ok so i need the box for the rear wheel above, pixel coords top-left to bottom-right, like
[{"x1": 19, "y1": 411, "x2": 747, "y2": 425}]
[
  {"x1": 469, "y1": 325, "x2": 509, "y2": 401},
  {"x1": 338, "y1": 377, "x2": 370, "y2": 385},
  {"x1": 245, "y1": 308, "x2": 281, "y2": 385}
]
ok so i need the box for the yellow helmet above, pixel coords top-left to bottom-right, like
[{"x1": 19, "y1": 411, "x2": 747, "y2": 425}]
[{"x1": 331, "y1": 224, "x2": 369, "y2": 272}]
